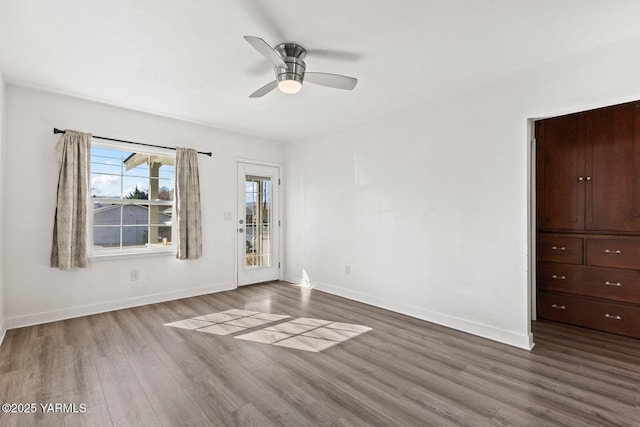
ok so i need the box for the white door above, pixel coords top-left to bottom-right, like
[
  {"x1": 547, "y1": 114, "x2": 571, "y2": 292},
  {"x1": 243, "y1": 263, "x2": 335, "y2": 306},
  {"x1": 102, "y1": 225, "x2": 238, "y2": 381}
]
[{"x1": 237, "y1": 162, "x2": 280, "y2": 286}]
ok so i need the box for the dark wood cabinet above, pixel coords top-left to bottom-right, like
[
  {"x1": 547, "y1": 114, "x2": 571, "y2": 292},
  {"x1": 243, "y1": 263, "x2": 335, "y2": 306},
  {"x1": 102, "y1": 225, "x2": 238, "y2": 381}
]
[
  {"x1": 537, "y1": 102, "x2": 640, "y2": 233},
  {"x1": 585, "y1": 103, "x2": 640, "y2": 231},
  {"x1": 536, "y1": 114, "x2": 584, "y2": 231},
  {"x1": 536, "y1": 101, "x2": 640, "y2": 339}
]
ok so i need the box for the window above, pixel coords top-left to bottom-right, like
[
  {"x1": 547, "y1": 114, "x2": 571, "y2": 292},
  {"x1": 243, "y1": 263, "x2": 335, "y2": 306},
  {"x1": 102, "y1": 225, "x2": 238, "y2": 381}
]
[
  {"x1": 90, "y1": 142, "x2": 175, "y2": 255},
  {"x1": 244, "y1": 175, "x2": 272, "y2": 267}
]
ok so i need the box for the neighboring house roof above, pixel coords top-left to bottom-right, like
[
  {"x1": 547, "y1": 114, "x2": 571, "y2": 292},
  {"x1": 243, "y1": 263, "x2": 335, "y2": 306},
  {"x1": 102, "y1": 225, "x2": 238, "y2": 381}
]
[{"x1": 94, "y1": 203, "x2": 172, "y2": 225}]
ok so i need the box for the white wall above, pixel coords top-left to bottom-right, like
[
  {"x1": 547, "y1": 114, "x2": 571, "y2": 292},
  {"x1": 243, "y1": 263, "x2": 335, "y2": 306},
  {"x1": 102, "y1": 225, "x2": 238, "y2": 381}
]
[
  {"x1": 4, "y1": 85, "x2": 284, "y2": 328},
  {"x1": 0, "y1": 69, "x2": 5, "y2": 344},
  {"x1": 285, "y1": 35, "x2": 640, "y2": 349}
]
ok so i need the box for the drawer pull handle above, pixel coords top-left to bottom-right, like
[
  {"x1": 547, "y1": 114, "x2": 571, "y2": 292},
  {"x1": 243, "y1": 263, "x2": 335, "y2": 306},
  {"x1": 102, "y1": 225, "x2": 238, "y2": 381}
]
[
  {"x1": 605, "y1": 314, "x2": 622, "y2": 320},
  {"x1": 604, "y1": 249, "x2": 622, "y2": 254},
  {"x1": 604, "y1": 281, "x2": 622, "y2": 287},
  {"x1": 551, "y1": 304, "x2": 566, "y2": 310},
  {"x1": 551, "y1": 246, "x2": 566, "y2": 251},
  {"x1": 551, "y1": 275, "x2": 566, "y2": 280}
]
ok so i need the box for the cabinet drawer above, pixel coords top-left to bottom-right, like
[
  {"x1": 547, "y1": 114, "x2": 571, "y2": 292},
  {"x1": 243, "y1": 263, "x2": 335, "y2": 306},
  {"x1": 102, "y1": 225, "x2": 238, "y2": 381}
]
[
  {"x1": 537, "y1": 235, "x2": 583, "y2": 264},
  {"x1": 538, "y1": 262, "x2": 640, "y2": 303},
  {"x1": 537, "y1": 262, "x2": 583, "y2": 293},
  {"x1": 586, "y1": 238, "x2": 640, "y2": 269},
  {"x1": 537, "y1": 292, "x2": 640, "y2": 338}
]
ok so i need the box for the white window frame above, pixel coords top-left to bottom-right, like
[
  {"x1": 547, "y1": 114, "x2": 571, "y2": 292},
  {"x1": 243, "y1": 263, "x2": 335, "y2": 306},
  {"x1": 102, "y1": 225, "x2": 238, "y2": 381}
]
[{"x1": 88, "y1": 139, "x2": 177, "y2": 259}]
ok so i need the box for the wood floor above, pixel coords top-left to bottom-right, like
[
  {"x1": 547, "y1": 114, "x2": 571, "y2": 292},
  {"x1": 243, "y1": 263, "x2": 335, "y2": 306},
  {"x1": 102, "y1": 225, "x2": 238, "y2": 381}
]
[{"x1": 0, "y1": 281, "x2": 638, "y2": 426}]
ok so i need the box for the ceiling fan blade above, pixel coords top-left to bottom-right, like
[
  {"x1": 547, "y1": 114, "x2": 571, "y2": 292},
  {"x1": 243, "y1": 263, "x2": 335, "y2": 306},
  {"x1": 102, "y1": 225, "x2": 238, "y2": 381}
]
[
  {"x1": 249, "y1": 80, "x2": 278, "y2": 98},
  {"x1": 243, "y1": 36, "x2": 287, "y2": 68},
  {"x1": 305, "y1": 72, "x2": 358, "y2": 90}
]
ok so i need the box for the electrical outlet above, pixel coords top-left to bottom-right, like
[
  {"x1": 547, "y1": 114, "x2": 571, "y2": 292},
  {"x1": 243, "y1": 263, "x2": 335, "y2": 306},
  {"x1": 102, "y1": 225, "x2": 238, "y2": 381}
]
[
  {"x1": 130, "y1": 270, "x2": 140, "y2": 281},
  {"x1": 345, "y1": 265, "x2": 351, "y2": 275}
]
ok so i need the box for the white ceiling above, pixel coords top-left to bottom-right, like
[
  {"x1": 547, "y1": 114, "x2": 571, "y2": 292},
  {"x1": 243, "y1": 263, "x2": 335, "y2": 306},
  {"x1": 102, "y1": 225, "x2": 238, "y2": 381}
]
[{"x1": 2, "y1": 1, "x2": 640, "y2": 142}]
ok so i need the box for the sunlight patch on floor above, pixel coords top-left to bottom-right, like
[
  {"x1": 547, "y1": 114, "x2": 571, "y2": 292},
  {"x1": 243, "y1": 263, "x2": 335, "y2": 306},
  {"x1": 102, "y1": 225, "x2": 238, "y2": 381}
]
[{"x1": 164, "y1": 310, "x2": 371, "y2": 352}]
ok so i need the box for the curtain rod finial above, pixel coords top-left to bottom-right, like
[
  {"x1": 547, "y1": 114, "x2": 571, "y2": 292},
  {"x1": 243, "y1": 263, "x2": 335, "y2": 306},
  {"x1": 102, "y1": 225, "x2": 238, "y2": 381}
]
[{"x1": 53, "y1": 128, "x2": 65, "y2": 135}]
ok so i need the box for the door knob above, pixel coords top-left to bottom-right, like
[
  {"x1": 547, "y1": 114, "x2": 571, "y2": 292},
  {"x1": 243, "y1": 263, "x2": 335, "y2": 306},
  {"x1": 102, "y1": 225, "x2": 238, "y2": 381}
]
[{"x1": 238, "y1": 228, "x2": 244, "y2": 233}]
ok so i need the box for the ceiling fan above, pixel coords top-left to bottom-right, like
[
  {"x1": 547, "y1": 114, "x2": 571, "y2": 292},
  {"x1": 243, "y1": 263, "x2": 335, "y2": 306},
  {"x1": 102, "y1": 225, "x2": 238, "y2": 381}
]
[{"x1": 244, "y1": 36, "x2": 358, "y2": 98}]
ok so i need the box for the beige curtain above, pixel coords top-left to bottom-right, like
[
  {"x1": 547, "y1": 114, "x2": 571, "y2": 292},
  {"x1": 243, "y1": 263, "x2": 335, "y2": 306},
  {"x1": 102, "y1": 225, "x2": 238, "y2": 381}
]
[
  {"x1": 175, "y1": 147, "x2": 203, "y2": 259},
  {"x1": 51, "y1": 130, "x2": 91, "y2": 269}
]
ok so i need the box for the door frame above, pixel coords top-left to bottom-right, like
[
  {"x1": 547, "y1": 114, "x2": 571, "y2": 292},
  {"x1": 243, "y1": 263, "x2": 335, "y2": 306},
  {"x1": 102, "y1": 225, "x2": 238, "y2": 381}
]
[
  {"x1": 235, "y1": 158, "x2": 283, "y2": 288},
  {"x1": 528, "y1": 119, "x2": 537, "y2": 325}
]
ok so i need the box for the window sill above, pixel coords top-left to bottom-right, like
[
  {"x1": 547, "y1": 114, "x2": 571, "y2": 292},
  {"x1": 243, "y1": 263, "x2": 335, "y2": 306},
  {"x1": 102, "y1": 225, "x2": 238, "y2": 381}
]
[{"x1": 89, "y1": 249, "x2": 177, "y2": 261}]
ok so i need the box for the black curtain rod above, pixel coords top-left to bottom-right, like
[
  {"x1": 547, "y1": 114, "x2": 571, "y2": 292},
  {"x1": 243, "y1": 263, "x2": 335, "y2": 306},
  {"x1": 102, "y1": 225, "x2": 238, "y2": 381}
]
[{"x1": 53, "y1": 128, "x2": 212, "y2": 157}]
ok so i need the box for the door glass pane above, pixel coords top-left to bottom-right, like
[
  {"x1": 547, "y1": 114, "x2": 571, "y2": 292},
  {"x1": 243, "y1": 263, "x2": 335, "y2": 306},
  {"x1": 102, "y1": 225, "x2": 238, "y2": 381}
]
[{"x1": 245, "y1": 175, "x2": 272, "y2": 268}]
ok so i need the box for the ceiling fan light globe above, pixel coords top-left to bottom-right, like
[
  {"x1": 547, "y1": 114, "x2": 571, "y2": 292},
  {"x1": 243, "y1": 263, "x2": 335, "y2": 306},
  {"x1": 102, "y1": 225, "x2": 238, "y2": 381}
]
[{"x1": 278, "y1": 79, "x2": 302, "y2": 94}]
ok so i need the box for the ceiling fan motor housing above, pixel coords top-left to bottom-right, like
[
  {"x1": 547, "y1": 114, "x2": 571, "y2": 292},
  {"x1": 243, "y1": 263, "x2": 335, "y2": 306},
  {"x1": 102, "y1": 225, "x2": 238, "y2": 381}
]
[{"x1": 274, "y1": 43, "x2": 306, "y2": 85}]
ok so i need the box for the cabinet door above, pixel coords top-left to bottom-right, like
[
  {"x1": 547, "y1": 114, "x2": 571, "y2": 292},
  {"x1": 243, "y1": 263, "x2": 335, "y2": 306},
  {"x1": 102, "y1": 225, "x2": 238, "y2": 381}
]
[
  {"x1": 585, "y1": 102, "x2": 640, "y2": 231},
  {"x1": 536, "y1": 113, "x2": 585, "y2": 231}
]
